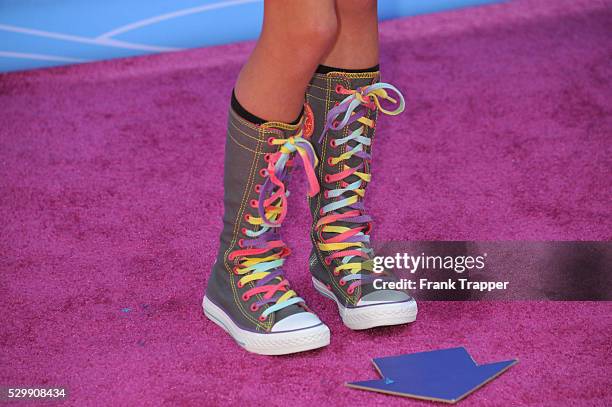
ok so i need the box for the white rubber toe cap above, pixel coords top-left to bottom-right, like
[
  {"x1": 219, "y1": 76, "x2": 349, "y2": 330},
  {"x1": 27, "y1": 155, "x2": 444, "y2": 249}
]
[
  {"x1": 271, "y1": 312, "x2": 322, "y2": 332},
  {"x1": 357, "y1": 290, "x2": 411, "y2": 306}
]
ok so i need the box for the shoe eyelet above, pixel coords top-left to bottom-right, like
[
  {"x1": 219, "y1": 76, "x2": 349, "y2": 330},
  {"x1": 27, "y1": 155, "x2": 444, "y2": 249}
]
[
  {"x1": 323, "y1": 190, "x2": 329, "y2": 199},
  {"x1": 332, "y1": 120, "x2": 340, "y2": 129},
  {"x1": 250, "y1": 199, "x2": 258, "y2": 208},
  {"x1": 250, "y1": 303, "x2": 259, "y2": 312},
  {"x1": 237, "y1": 281, "x2": 244, "y2": 288},
  {"x1": 324, "y1": 257, "x2": 331, "y2": 265},
  {"x1": 329, "y1": 139, "x2": 336, "y2": 148},
  {"x1": 238, "y1": 238, "x2": 244, "y2": 248},
  {"x1": 347, "y1": 287, "x2": 354, "y2": 294},
  {"x1": 254, "y1": 184, "x2": 261, "y2": 193},
  {"x1": 267, "y1": 137, "x2": 275, "y2": 145},
  {"x1": 241, "y1": 227, "x2": 248, "y2": 235},
  {"x1": 334, "y1": 101, "x2": 339, "y2": 107},
  {"x1": 333, "y1": 269, "x2": 340, "y2": 276},
  {"x1": 264, "y1": 153, "x2": 271, "y2": 162},
  {"x1": 327, "y1": 157, "x2": 334, "y2": 166},
  {"x1": 258, "y1": 315, "x2": 266, "y2": 322},
  {"x1": 233, "y1": 266, "x2": 240, "y2": 275},
  {"x1": 335, "y1": 84, "x2": 343, "y2": 94},
  {"x1": 339, "y1": 279, "x2": 346, "y2": 286},
  {"x1": 244, "y1": 213, "x2": 250, "y2": 222},
  {"x1": 241, "y1": 293, "x2": 249, "y2": 301},
  {"x1": 324, "y1": 175, "x2": 331, "y2": 183},
  {"x1": 319, "y1": 208, "x2": 325, "y2": 216},
  {"x1": 259, "y1": 168, "x2": 268, "y2": 177}
]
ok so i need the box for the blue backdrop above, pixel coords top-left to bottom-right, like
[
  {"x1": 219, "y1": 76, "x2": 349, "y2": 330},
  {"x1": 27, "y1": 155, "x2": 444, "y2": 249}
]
[{"x1": 0, "y1": 0, "x2": 503, "y2": 72}]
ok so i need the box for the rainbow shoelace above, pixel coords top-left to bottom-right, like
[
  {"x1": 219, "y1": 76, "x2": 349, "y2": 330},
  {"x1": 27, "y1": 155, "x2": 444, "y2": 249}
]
[
  {"x1": 228, "y1": 129, "x2": 319, "y2": 321},
  {"x1": 316, "y1": 82, "x2": 405, "y2": 295}
]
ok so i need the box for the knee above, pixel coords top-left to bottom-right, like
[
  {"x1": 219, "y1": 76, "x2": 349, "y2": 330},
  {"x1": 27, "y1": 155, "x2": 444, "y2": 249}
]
[
  {"x1": 260, "y1": 2, "x2": 338, "y2": 60},
  {"x1": 294, "y1": 14, "x2": 338, "y2": 57}
]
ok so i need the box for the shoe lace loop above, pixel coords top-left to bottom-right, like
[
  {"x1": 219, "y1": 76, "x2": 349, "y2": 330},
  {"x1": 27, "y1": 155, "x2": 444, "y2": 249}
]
[
  {"x1": 316, "y1": 82, "x2": 405, "y2": 292},
  {"x1": 228, "y1": 128, "x2": 319, "y2": 318}
]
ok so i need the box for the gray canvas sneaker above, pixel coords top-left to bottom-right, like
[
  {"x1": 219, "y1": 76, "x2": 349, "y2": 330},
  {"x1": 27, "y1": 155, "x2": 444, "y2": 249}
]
[
  {"x1": 204, "y1": 107, "x2": 330, "y2": 354},
  {"x1": 305, "y1": 69, "x2": 418, "y2": 330}
]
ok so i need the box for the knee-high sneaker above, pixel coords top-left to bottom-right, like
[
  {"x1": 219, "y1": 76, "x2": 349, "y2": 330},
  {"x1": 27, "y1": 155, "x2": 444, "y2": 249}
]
[
  {"x1": 305, "y1": 68, "x2": 418, "y2": 330},
  {"x1": 204, "y1": 104, "x2": 330, "y2": 355}
]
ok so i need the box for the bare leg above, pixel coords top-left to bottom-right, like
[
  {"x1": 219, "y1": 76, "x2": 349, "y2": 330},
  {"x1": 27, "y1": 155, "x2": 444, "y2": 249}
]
[
  {"x1": 322, "y1": 0, "x2": 379, "y2": 69},
  {"x1": 235, "y1": 0, "x2": 338, "y2": 123}
]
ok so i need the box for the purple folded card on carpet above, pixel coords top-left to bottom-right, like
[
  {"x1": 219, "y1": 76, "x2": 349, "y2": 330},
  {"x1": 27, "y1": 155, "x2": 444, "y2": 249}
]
[{"x1": 347, "y1": 347, "x2": 517, "y2": 404}]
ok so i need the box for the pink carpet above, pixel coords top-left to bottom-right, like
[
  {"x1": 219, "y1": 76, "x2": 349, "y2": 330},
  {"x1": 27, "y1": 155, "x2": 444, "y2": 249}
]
[{"x1": 1, "y1": 0, "x2": 611, "y2": 405}]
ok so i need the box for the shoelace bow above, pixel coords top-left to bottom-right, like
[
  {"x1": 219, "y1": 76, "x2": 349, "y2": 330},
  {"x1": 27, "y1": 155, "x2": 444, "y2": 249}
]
[
  {"x1": 228, "y1": 129, "x2": 319, "y2": 321},
  {"x1": 316, "y1": 82, "x2": 405, "y2": 295}
]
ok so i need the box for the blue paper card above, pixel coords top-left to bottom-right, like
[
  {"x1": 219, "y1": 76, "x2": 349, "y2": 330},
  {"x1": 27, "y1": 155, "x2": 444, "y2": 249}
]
[
  {"x1": 374, "y1": 347, "x2": 477, "y2": 379},
  {"x1": 347, "y1": 347, "x2": 517, "y2": 404}
]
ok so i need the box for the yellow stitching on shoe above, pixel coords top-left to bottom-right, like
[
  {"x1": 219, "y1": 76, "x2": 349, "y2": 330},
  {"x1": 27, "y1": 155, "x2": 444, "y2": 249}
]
[
  {"x1": 230, "y1": 109, "x2": 291, "y2": 139},
  {"x1": 223, "y1": 117, "x2": 265, "y2": 328},
  {"x1": 230, "y1": 117, "x2": 285, "y2": 143},
  {"x1": 228, "y1": 133, "x2": 262, "y2": 154}
]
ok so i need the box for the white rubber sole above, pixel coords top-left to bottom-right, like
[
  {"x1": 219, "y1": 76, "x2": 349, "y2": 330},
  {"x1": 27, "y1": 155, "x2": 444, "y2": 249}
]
[
  {"x1": 312, "y1": 277, "x2": 418, "y2": 330},
  {"x1": 202, "y1": 296, "x2": 330, "y2": 355}
]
